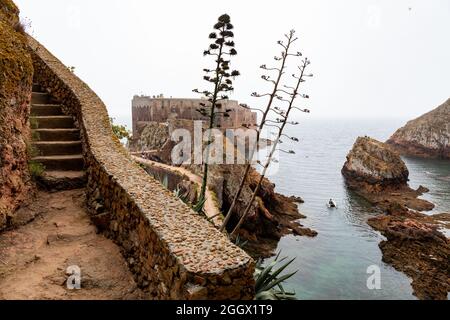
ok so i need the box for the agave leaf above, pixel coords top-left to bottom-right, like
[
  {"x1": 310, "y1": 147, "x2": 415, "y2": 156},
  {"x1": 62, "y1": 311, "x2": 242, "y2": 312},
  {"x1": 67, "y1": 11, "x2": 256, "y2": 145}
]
[
  {"x1": 261, "y1": 257, "x2": 296, "y2": 289},
  {"x1": 193, "y1": 196, "x2": 206, "y2": 213},
  {"x1": 260, "y1": 271, "x2": 298, "y2": 293},
  {"x1": 275, "y1": 251, "x2": 282, "y2": 261},
  {"x1": 255, "y1": 260, "x2": 278, "y2": 291}
]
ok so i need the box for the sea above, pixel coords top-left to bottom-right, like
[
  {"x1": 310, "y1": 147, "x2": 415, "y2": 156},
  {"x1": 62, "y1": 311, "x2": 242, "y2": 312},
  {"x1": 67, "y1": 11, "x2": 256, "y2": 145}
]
[{"x1": 267, "y1": 117, "x2": 450, "y2": 300}]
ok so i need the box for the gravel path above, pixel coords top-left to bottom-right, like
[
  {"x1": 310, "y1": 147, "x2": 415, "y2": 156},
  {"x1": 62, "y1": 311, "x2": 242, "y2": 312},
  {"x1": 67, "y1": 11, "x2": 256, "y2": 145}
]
[{"x1": 0, "y1": 189, "x2": 144, "y2": 300}]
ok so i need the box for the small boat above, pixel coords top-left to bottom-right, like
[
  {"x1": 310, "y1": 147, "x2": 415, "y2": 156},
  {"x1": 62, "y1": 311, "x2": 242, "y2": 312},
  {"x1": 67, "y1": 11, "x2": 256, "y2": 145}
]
[{"x1": 327, "y1": 199, "x2": 337, "y2": 209}]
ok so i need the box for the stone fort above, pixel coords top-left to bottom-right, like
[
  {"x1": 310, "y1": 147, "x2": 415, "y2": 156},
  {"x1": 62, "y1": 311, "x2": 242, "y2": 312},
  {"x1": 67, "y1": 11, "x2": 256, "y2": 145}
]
[{"x1": 132, "y1": 95, "x2": 257, "y2": 138}]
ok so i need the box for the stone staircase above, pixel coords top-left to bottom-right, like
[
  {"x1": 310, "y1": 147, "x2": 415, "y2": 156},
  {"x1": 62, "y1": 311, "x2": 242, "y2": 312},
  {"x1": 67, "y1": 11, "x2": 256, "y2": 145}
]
[{"x1": 30, "y1": 84, "x2": 87, "y2": 190}]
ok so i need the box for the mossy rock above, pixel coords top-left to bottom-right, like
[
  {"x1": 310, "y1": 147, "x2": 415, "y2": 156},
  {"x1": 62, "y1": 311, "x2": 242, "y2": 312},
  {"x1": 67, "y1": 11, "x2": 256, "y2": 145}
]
[
  {"x1": 0, "y1": 0, "x2": 19, "y2": 27},
  {"x1": 0, "y1": 20, "x2": 33, "y2": 104}
]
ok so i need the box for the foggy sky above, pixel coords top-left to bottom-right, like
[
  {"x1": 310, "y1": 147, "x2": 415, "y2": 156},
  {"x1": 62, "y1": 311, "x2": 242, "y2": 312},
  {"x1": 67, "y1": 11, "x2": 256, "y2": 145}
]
[{"x1": 15, "y1": 0, "x2": 450, "y2": 124}]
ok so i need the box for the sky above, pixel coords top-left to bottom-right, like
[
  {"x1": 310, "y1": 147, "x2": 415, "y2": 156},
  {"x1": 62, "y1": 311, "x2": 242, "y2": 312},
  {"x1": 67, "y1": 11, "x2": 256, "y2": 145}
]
[{"x1": 15, "y1": 0, "x2": 450, "y2": 125}]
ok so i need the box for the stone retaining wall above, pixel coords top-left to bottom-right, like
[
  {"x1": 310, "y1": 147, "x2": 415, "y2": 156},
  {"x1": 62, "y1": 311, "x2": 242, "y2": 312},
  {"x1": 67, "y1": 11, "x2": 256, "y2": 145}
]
[{"x1": 27, "y1": 36, "x2": 254, "y2": 300}]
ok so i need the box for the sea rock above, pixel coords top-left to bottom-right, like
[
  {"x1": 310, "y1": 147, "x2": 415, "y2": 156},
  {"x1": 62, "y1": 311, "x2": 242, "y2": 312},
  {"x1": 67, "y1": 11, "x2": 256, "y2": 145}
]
[
  {"x1": 342, "y1": 136, "x2": 409, "y2": 190},
  {"x1": 342, "y1": 137, "x2": 434, "y2": 212},
  {"x1": 387, "y1": 98, "x2": 450, "y2": 159}
]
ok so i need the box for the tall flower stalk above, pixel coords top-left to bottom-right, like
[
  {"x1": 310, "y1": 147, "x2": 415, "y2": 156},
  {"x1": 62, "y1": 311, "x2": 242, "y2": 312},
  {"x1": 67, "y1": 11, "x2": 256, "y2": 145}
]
[
  {"x1": 230, "y1": 57, "x2": 312, "y2": 237},
  {"x1": 220, "y1": 30, "x2": 301, "y2": 232},
  {"x1": 193, "y1": 14, "x2": 240, "y2": 211}
]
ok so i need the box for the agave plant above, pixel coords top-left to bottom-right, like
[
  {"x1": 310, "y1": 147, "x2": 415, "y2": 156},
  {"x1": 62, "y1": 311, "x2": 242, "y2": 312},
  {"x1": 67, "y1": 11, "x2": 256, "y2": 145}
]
[
  {"x1": 173, "y1": 186, "x2": 189, "y2": 204},
  {"x1": 234, "y1": 234, "x2": 249, "y2": 249},
  {"x1": 193, "y1": 196, "x2": 207, "y2": 214},
  {"x1": 254, "y1": 252, "x2": 298, "y2": 300}
]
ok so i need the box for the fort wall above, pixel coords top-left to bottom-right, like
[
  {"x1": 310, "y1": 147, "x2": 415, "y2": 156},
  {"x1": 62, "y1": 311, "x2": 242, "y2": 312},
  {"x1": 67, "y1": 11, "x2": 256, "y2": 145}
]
[{"x1": 132, "y1": 96, "x2": 257, "y2": 139}]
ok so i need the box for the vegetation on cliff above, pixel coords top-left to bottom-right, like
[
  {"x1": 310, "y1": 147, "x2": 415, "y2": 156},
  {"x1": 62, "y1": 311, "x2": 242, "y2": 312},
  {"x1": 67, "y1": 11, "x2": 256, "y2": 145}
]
[
  {"x1": 0, "y1": 0, "x2": 34, "y2": 229},
  {"x1": 110, "y1": 117, "x2": 130, "y2": 141},
  {"x1": 0, "y1": 0, "x2": 19, "y2": 26}
]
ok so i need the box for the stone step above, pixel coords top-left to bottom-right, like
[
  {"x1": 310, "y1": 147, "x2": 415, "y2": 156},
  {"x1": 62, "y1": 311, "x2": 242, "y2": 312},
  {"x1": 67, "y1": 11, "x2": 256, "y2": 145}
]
[
  {"x1": 32, "y1": 141, "x2": 82, "y2": 156},
  {"x1": 30, "y1": 116, "x2": 75, "y2": 129},
  {"x1": 31, "y1": 104, "x2": 63, "y2": 116},
  {"x1": 37, "y1": 170, "x2": 87, "y2": 191},
  {"x1": 32, "y1": 83, "x2": 42, "y2": 92},
  {"x1": 31, "y1": 92, "x2": 50, "y2": 104},
  {"x1": 32, "y1": 155, "x2": 84, "y2": 171},
  {"x1": 32, "y1": 129, "x2": 80, "y2": 141}
]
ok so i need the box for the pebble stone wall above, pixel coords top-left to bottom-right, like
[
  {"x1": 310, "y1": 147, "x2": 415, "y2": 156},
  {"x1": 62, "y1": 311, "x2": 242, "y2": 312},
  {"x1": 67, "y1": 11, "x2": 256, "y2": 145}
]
[{"x1": 27, "y1": 36, "x2": 255, "y2": 300}]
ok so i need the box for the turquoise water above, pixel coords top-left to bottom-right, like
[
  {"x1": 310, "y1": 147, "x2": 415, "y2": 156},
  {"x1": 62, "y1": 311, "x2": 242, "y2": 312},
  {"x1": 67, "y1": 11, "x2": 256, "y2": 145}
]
[{"x1": 266, "y1": 118, "x2": 450, "y2": 300}]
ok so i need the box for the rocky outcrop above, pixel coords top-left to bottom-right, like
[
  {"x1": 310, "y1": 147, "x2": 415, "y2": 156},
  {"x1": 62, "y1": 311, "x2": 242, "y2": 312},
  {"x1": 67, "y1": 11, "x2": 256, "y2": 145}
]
[
  {"x1": 368, "y1": 213, "x2": 450, "y2": 300},
  {"x1": 129, "y1": 121, "x2": 169, "y2": 152},
  {"x1": 0, "y1": 0, "x2": 34, "y2": 230},
  {"x1": 342, "y1": 136, "x2": 409, "y2": 188},
  {"x1": 342, "y1": 137, "x2": 434, "y2": 211},
  {"x1": 387, "y1": 98, "x2": 450, "y2": 159}
]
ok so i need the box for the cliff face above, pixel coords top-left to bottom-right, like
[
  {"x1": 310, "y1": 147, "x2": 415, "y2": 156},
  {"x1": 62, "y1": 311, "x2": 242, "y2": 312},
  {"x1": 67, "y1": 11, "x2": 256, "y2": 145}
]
[
  {"x1": 387, "y1": 98, "x2": 450, "y2": 159},
  {"x1": 129, "y1": 121, "x2": 169, "y2": 152},
  {"x1": 0, "y1": 0, "x2": 34, "y2": 230}
]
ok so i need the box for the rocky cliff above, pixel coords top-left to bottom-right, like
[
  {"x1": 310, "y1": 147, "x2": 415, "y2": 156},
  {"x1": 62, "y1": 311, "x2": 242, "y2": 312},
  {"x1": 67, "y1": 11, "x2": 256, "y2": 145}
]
[
  {"x1": 342, "y1": 136, "x2": 433, "y2": 211},
  {"x1": 387, "y1": 98, "x2": 450, "y2": 159},
  {"x1": 0, "y1": 0, "x2": 34, "y2": 230},
  {"x1": 128, "y1": 121, "x2": 169, "y2": 152}
]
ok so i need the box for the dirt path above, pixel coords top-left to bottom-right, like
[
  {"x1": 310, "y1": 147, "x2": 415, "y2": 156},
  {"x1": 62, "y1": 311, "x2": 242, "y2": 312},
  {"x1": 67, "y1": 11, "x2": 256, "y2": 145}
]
[
  {"x1": 0, "y1": 189, "x2": 144, "y2": 300},
  {"x1": 132, "y1": 156, "x2": 223, "y2": 227}
]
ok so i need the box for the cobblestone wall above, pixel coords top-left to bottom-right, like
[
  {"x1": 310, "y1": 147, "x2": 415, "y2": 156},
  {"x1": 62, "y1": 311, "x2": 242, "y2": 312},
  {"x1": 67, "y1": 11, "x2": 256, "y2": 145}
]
[{"x1": 27, "y1": 36, "x2": 255, "y2": 300}]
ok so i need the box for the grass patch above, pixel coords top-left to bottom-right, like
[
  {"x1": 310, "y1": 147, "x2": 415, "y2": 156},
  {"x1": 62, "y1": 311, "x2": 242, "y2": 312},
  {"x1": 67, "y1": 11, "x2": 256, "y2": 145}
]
[
  {"x1": 26, "y1": 140, "x2": 45, "y2": 180},
  {"x1": 28, "y1": 161, "x2": 45, "y2": 179},
  {"x1": 30, "y1": 117, "x2": 39, "y2": 129}
]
